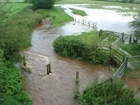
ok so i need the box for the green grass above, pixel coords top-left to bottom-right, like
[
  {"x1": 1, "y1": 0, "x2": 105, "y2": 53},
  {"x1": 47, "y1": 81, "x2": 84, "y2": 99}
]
[
  {"x1": 36, "y1": 7, "x2": 74, "y2": 27},
  {"x1": 70, "y1": 8, "x2": 87, "y2": 16},
  {"x1": 118, "y1": 41, "x2": 140, "y2": 56},
  {"x1": 1, "y1": 3, "x2": 28, "y2": 22}
]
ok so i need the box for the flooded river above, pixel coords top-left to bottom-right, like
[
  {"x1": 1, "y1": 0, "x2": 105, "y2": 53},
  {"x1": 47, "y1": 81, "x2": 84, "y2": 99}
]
[
  {"x1": 57, "y1": 4, "x2": 135, "y2": 34},
  {"x1": 22, "y1": 4, "x2": 140, "y2": 105},
  {"x1": 22, "y1": 19, "x2": 112, "y2": 105}
]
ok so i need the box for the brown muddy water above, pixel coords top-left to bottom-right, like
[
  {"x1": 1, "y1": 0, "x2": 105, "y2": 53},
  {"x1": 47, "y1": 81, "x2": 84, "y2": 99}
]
[{"x1": 22, "y1": 19, "x2": 112, "y2": 105}]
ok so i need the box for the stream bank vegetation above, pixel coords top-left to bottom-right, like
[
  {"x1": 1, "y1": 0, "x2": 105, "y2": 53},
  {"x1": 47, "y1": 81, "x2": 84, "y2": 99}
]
[
  {"x1": 0, "y1": 1, "x2": 73, "y2": 104},
  {"x1": 74, "y1": 78, "x2": 140, "y2": 105}
]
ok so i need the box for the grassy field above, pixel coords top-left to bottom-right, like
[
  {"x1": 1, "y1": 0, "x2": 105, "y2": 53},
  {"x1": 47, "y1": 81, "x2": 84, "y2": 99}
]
[{"x1": 2, "y1": 3, "x2": 28, "y2": 22}]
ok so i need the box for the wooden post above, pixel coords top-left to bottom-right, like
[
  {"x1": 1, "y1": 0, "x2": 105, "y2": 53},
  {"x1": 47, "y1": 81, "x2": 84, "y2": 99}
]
[
  {"x1": 46, "y1": 64, "x2": 51, "y2": 75},
  {"x1": 122, "y1": 32, "x2": 124, "y2": 42},
  {"x1": 98, "y1": 29, "x2": 102, "y2": 36},
  {"x1": 76, "y1": 71, "x2": 79, "y2": 84},
  {"x1": 125, "y1": 57, "x2": 128, "y2": 69},
  {"x1": 23, "y1": 56, "x2": 26, "y2": 66},
  {"x1": 133, "y1": 36, "x2": 138, "y2": 44},
  {"x1": 129, "y1": 35, "x2": 132, "y2": 44},
  {"x1": 122, "y1": 55, "x2": 125, "y2": 62}
]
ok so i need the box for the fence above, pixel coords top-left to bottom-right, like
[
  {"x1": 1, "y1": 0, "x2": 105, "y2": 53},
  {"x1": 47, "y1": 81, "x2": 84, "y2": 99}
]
[
  {"x1": 75, "y1": 17, "x2": 98, "y2": 31},
  {"x1": 112, "y1": 57, "x2": 128, "y2": 78},
  {"x1": 98, "y1": 29, "x2": 137, "y2": 44},
  {"x1": 99, "y1": 46, "x2": 127, "y2": 78},
  {"x1": 99, "y1": 46, "x2": 125, "y2": 65},
  {"x1": 111, "y1": 48, "x2": 125, "y2": 65}
]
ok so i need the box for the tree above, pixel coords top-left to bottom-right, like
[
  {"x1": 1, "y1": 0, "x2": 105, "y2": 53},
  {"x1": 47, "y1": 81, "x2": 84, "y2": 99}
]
[
  {"x1": 32, "y1": 0, "x2": 55, "y2": 10},
  {"x1": 129, "y1": 12, "x2": 140, "y2": 39}
]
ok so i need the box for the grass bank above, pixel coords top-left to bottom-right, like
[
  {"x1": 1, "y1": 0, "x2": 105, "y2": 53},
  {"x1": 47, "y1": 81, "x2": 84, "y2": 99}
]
[{"x1": 36, "y1": 7, "x2": 73, "y2": 27}]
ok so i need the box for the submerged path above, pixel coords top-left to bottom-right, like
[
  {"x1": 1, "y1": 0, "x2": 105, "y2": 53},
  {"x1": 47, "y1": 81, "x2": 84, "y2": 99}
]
[{"x1": 22, "y1": 19, "x2": 112, "y2": 105}]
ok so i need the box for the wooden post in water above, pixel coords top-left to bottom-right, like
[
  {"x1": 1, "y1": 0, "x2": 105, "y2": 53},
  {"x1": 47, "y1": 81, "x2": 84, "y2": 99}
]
[
  {"x1": 23, "y1": 56, "x2": 26, "y2": 66},
  {"x1": 46, "y1": 64, "x2": 52, "y2": 75},
  {"x1": 76, "y1": 71, "x2": 79, "y2": 84}
]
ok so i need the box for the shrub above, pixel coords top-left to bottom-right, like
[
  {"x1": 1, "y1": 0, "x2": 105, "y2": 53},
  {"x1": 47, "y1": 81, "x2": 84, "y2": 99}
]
[
  {"x1": 53, "y1": 36, "x2": 111, "y2": 64},
  {"x1": 0, "y1": 50, "x2": 32, "y2": 105},
  {"x1": 0, "y1": 7, "x2": 42, "y2": 60},
  {"x1": 75, "y1": 79, "x2": 140, "y2": 105},
  {"x1": 32, "y1": 0, "x2": 55, "y2": 10}
]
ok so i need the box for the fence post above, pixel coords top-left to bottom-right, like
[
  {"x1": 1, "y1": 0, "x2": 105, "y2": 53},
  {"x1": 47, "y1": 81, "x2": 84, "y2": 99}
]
[
  {"x1": 76, "y1": 71, "x2": 79, "y2": 85},
  {"x1": 125, "y1": 57, "x2": 128, "y2": 69},
  {"x1": 133, "y1": 36, "x2": 138, "y2": 44},
  {"x1": 129, "y1": 35, "x2": 132, "y2": 44},
  {"x1": 122, "y1": 55, "x2": 125, "y2": 62},
  {"x1": 23, "y1": 56, "x2": 26, "y2": 66},
  {"x1": 98, "y1": 29, "x2": 102, "y2": 36},
  {"x1": 122, "y1": 32, "x2": 124, "y2": 42},
  {"x1": 46, "y1": 64, "x2": 52, "y2": 75}
]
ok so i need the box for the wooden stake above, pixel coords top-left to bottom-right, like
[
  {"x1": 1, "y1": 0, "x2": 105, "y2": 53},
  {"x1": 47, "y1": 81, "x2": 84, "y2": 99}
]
[
  {"x1": 46, "y1": 64, "x2": 51, "y2": 75},
  {"x1": 23, "y1": 56, "x2": 26, "y2": 66},
  {"x1": 76, "y1": 71, "x2": 79, "y2": 84}
]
